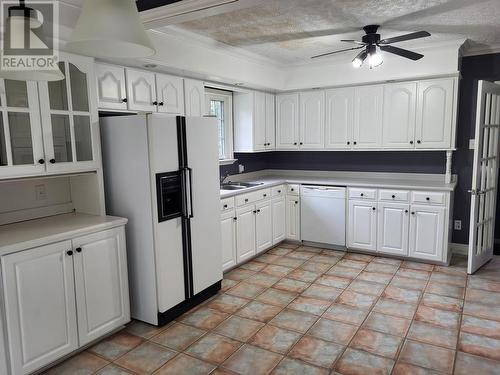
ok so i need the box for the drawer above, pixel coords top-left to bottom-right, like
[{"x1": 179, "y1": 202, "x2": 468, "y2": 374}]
[
  {"x1": 412, "y1": 191, "x2": 446, "y2": 205},
  {"x1": 220, "y1": 197, "x2": 235, "y2": 212},
  {"x1": 272, "y1": 185, "x2": 286, "y2": 197},
  {"x1": 236, "y1": 188, "x2": 271, "y2": 207},
  {"x1": 348, "y1": 187, "x2": 377, "y2": 201},
  {"x1": 378, "y1": 189, "x2": 410, "y2": 203},
  {"x1": 287, "y1": 184, "x2": 300, "y2": 196}
]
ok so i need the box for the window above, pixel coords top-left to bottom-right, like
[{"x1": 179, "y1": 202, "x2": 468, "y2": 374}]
[{"x1": 205, "y1": 88, "x2": 234, "y2": 163}]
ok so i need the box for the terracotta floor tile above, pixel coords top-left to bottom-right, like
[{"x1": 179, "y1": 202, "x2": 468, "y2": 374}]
[
  {"x1": 420, "y1": 293, "x2": 463, "y2": 312},
  {"x1": 124, "y1": 321, "x2": 166, "y2": 339},
  {"x1": 226, "y1": 282, "x2": 266, "y2": 299},
  {"x1": 239, "y1": 261, "x2": 267, "y2": 272},
  {"x1": 150, "y1": 322, "x2": 205, "y2": 351},
  {"x1": 207, "y1": 294, "x2": 250, "y2": 313},
  {"x1": 315, "y1": 274, "x2": 351, "y2": 289},
  {"x1": 458, "y1": 332, "x2": 500, "y2": 361},
  {"x1": 249, "y1": 325, "x2": 302, "y2": 354},
  {"x1": 281, "y1": 242, "x2": 301, "y2": 250},
  {"x1": 273, "y1": 278, "x2": 310, "y2": 293},
  {"x1": 337, "y1": 259, "x2": 368, "y2": 270},
  {"x1": 327, "y1": 266, "x2": 362, "y2": 279},
  {"x1": 271, "y1": 256, "x2": 305, "y2": 268},
  {"x1": 463, "y1": 301, "x2": 500, "y2": 322},
  {"x1": 214, "y1": 316, "x2": 264, "y2": 342},
  {"x1": 392, "y1": 362, "x2": 443, "y2": 375},
  {"x1": 114, "y1": 342, "x2": 177, "y2": 374},
  {"x1": 185, "y1": 333, "x2": 241, "y2": 364},
  {"x1": 286, "y1": 251, "x2": 316, "y2": 260},
  {"x1": 414, "y1": 306, "x2": 460, "y2": 330},
  {"x1": 180, "y1": 307, "x2": 229, "y2": 330},
  {"x1": 466, "y1": 288, "x2": 500, "y2": 306},
  {"x1": 245, "y1": 273, "x2": 280, "y2": 287},
  {"x1": 268, "y1": 247, "x2": 293, "y2": 256},
  {"x1": 222, "y1": 345, "x2": 283, "y2": 375},
  {"x1": 334, "y1": 348, "x2": 395, "y2": 375},
  {"x1": 302, "y1": 284, "x2": 343, "y2": 301},
  {"x1": 287, "y1": 268, "x2": 321, "y2": 283},
  {"x1": 396, "y1": 268, "x2": 431, "y2": 281},
  {"x1": 337, "y1": 290, "x2": 378, "y2": 310},
  {"x1": 225, "y1": 268, "x2": 257, "y2": 281},
  {"x1": 350, "y1": 328, "x2": 402, "y2": 359},
  {"x1": 270, "y1": 357, "x2": 329, "y2": 375},
  {"x1": 390, "y1": 276, "x2": 428, "y2": 291},
  {"x1": 364, "y1": 262, "x2": 399, "y2": 275},
  {"x1": 308, "y1": 318, "x2": 357, "y2": 345},
  {"x1": 288, "y1": 296, "x2": 332, "y2": 315},
  {"x1": 373, "y1": 298, "x2": 417, "y2": 319},
  {"x1": 270, "y1": 309, "x2": 318, "y2": 333},
  {"x1": 454, "y1": 351, "x2": 500, "y2": 375},
  {"x1": 362, "y1": 312, "x2": 411, "y2": 336},
  {"x1": 461, "y1": 315, "x2": 500, "y2": 340},
  {"x1": 429, "y1": 272, "x2": 466, "y2": 287},
  {"x1": 95, "y1": 364, "x2": 135, "y2": 375},
  {"x1": 255, "y1": 288, "x2": 297, "y2": 307},
  {"x1": 155, "y1": 353, "x2": 216, "y2": 375},
  {"x1": 407, "y1": 321, "x2": 458, "y2": 349},
  {"x1": 311, "y1": 255, "x2": 342, "y2": 265},
  {"x1": 235, "y1": 301, "x2": 283, "y2": 323},
  {"x1": 323, "y1": 304, "x2": 369, "y2": 325},
  {"x1": 221, "y1": 279, "x2": 239, "y2": 293},
  {"x1": 256, "y1": 254, "x2": 282, "y2": 264},
  {"x1": 288, "y1": 336, "x2": 344, "y2": 368},
  {"x1": 321, "y1": 249, "x2": 346, "y2": 257},
  {"x1": 398, "y1": 340, "x2": 455, "y2": 374},
  {"x1": 356, "y1": 271, "x2": 393, "y2": 285},
  {"x1": 467, "y1": 277, "x2": 500, "y2": 293},
  {"x1": 434, "y1": 265, "x2": 467, "y2": 276},
  {"x1": 344, "y1": 253, "x2": 374, "y2": 262},
  {"x1": 89, "y1": 331, "x2": 143, "y2": 360},
  {"x1": 261, "y1": 264, "x2": 294, "y2": 277},
  {"x1": 382, "y1": 285, "x2": 421, "y2": 303},
  {"x1": 371, "y1": 257, "x2": 402, "y2": 266},
  {"x1": 210, "y1": 368, "x2": 239, "y2": 375},
  {"x1": 300, "y1": 261, "x2": 333, "y2": 273},
  {"x1": 44, "y1": 352, "x2": 109, "y2": 375},
  {"x1": 401, "y1": 260, "x2": 434, "y2": 272},
  {"x1": 425, "y1": 282, "x2": 465, "y2": 299}
]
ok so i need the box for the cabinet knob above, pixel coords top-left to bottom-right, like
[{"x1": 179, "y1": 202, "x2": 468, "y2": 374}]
[
  {"x1": 233, "y1": 217, "x2": 237, "y2": 221},
  {"x1": 426, "y1": 197, "x2": 430, "y2": 201},
  {"x1": 153, "y1": 101, "x2": 158, "y2": 106},
  {"x1": 353, "y1": 141, "x2": 357, "y2": 145},
  {"x1": 372, "y1": 207, "x2": 376, "y2": 211},
  {"x1": 291, "y1": 188, "x2": 294, "y2": 192},
  {"x1": 67, "y1": 250, "x2": 73, "y2": 256},
  {"x1": 411, "y1": 212, "x2": 416, "y2": 215},
  {"x1": 253, "y1": 210, "x2": 257, "y2": 214},
  {"x1": 417, "y1": 140, "x2": 421, "y2": 144},
  {"x1": 392, "y1": 195, "x2": 396, "y2": 199},
  {"x1": 347, "y1": 141, "x2": 350, "y2": 145},
  {"x1": 76, "y1": 247, "x2": 82, "y2": 253},
  {"x1": 38, "y1": 159, "x2": 45, "y2": 165},
  {"x1": 295, "y1": 201, "x2": 298, "y2": 204},
  {"x1": 299, "y1": 142, "x2": 303, "y2": 145},
  {"x1": 223, "y1": 204, "x2": 228, "y2": 208},
  {"x1": 159, "y1": 102, "x2": 164, "y2": 106},
  {"x1": 293, "y1": 142, "x2": 298, "y2": 145},
  {"x1": 122, "y1": 98, "x2": 128, "y2": 103},
  {"x1": 360, "y1": 193, "x2": 364, "y2": 197},
  {"x1": 263, "y1": 194, "x2": 267, "y2": 197},
  {"x1": 49, "y1": 159, "x2": 56, "y2": 164},
  {"x1": 257, "y1": 209, "x2": 261, "y2": 213},
  {"x1": 245, "y1": 198, "x2": 249, "y2": 202},
  {"x1": 278, "y1": 190, "x2": 282, "y2": 193},
  {"x1": 410, "y1": 140, "x2": 414, "y2": 145},
  {"x1": 405, "y1": 210, "x2": 409, "y2": 213}
]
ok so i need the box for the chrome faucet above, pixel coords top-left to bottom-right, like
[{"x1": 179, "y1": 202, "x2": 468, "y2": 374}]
[{"x1": 220, "y1": 171, "x2": 231, "y2": 185}]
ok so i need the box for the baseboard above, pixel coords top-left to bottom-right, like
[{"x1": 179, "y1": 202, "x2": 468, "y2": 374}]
[{"x1": 450, "y1": 242, "x2": 468, "y2": 256}]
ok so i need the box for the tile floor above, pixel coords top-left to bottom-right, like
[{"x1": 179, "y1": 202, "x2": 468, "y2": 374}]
[{"x1": 43, "y1": 244, "x2": 500, "y2": 375}]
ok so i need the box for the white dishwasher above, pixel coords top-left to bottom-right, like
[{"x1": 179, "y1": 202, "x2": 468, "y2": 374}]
[{"x1": 301, "y1": 185, "x2": 346, "y2": 247}]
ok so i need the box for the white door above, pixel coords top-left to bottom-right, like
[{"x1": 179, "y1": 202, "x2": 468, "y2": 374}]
[
  {"x1": 276, "y1": 93, "x2": 299, "y2": 149},
  {"x1": 409, "y1": 205, "x2": 446, "y2": 262},
  {"x1": 353, "y1": 86, "x2": 383, "y2": 149},
  {"x1": 73, "y1": 227, "x2": 130, "y2": 346},
  {"x1": 272, "y1": 197, "x2": 286, "y2": 244},
  {"x1": 300, "y1": 91, "x2": 325, "y2": 149},
  {"x1": 156, "y1": 74, "x2": 185, "y2": 115},
  {"x1": 468, "y1": 80, "x2": 500, "y2": 274},
  {"x1": 126, "y1": 68, "x2": 157, "y2": 112},
  {"x1": 377, "y1": 202, "x2": 410, "y2": 256},
  {"x1": 184, "y1": 79, "x2": 205, "y2": 116},
  {"x1": 256, "y1": 200, "x2": 273, "y2": 253},
  {"x1": 221, "y1": 210, "x2": 237, "y2": 271},
  {"x1": 382, "y1": 82, "x2": 417, "y2": 149},
  {"x1": 236, "y1": 206, "x2": 256, "y2": 263},
  {"x1": 348, "y1": 200, "x2": 377, "y2": 251},
  {"x1": 415, "y1": 78, "x2": 454, "y2": 149},
  {"x1": 2, "y1": 241, "x2": 78, "y2": 375},
  {"x1": 325, "y1": 87, "x2": 354, "y2": 150},
  {"x1": 286, "y1": 195, "x2": 301, "y2": 240},
  {"x1": 253, "y1": 91, "x2": 267, "y2": 150},
  {"x1": 95, "y1": 63, "x2": 127, "y2": 111},
  {"x1": 265, "y1": 93, "x2": 276, "y2": 149}
]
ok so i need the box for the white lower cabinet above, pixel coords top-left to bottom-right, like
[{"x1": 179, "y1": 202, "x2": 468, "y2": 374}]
[
  {"x1": 255, "y1": 200, "x2": 273, "y2": 253},
  {"x1": 377, "y1": 202, "x2": 410, "y2": 256},
  {"x1": 236, "y1": 206, "x2": 256, "y2": 263},
  {"x1": 1, "y1": 226, "x2": 129, "y2": 375},
  {"x1": 348, "y1": 200, "x2": 377, "y2": 252},
  {"x1": 286, "y1": 195, "x2": 301, "y2": 241},
  {"x1": 409, "y1": 205, "x2": 446, "y2": 262},
  {"x1": 272, "y1": 196, "x2": 286, "y2": 244},
  {"x1": 221, "y1": 210, "x2": 237, "y2": 271}
]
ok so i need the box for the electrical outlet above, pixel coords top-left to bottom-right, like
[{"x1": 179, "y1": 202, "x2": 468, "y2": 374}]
[
  {"x1": 35, "y1": 184, "x2": 47, "y2": 201},
  {"x1": 238, "y1": 164, "x2": 245, "y2": 173},
  {"x1": 454, "y1": 220, "x2": 462, "y2": 231}
]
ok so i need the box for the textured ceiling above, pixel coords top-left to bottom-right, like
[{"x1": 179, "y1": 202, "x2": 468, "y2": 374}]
[{"x1": 168, "y1": 0, "x2": 500, "y2": 63}]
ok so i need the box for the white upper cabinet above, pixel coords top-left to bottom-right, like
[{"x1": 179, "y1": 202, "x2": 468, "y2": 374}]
[
  {"x1": 156, "y1": 74, "x2": 185, "y2": 115},
  {"x1": 265, "y1": 93, "x2": 276, "y2": 149},
  {"x1": 253, "y1": 91, "x2": 266, "y2": 150},
  {"x1": 353, "y1": 85, "x2": 383, "y2": 149},
  {"x1": 325, "y1": 87, "x2": 354, "y2": 150},
  {"x1": 299, "y1": 91, "x2": 325, "y2": 149},
  {"x1": 184, "y1": 79, "x2": 205, "y2": 116},
  {"x1": 95, "y1": 63, "x2": 127, "y2": 111},
  {"x1": 382, "y1": 82, "x2": 417, "y2": 149},
  {"x1": 415, "y1": 78, "x2": 455, "y2": 149},
  {"x1": 276, "y1": 93, "x2": 300, "y2": 150},
  {"x1": 126, "y1": 68, "x2": 157, "y2": 112}
]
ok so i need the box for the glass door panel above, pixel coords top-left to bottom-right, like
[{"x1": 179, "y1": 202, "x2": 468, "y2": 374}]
[
  {"x1": 8, "y1": 112, "x2": 34, "y2": 165},
  {"x1": 0, "y1": 116, "x2": 7, "y2": 166},
  {"x1": 51, "y1": 114, "x2": 73, "y2": 163},
  {"x1": 69, "y1": 63, "x2": 89, "y2": 112},
  {"x1": 48, "y1": 63, "x2": 68, "y2": 110},
  {"x1": 74, "y1": 115, "x2": 92, "y2": 161},
  {"x1": 5, "y1": 80, "x2": 29, "y2": 107}
]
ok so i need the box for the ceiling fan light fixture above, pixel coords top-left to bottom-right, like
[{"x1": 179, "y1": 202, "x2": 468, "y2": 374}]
[
  {"x1": 367, "y1": 45, "x2": 383, "y2": 68},
  {"x1": 352, "y1": 50, "x2": 367, "y2": 68}
]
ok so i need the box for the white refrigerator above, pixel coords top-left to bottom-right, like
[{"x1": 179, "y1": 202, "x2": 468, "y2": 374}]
[{"x1": 100, "y1": 114, "x2": 222, "y2": 325}]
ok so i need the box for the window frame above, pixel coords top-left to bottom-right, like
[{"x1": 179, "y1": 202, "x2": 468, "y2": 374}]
[{"x1": 205, "y1": 88, "x2": 235, "y2": 164}]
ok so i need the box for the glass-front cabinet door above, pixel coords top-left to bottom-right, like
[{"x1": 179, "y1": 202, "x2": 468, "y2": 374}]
[
  {"x1": 0, "y1": 79, "x2": 45, "y2": 178},
  {"x1": 39, "y1": 53, "x2": 99, "y2": 173}
]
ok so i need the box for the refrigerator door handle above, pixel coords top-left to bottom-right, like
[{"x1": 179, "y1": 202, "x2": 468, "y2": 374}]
[
  {"x1": 181, "y1": 168, "x2": 189, "y2": 219},
  {"x1": 186, "y1": 167, "x2": 194, "y2": 218}
]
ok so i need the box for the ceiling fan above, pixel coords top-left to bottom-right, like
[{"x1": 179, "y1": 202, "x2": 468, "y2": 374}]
[{"x1": 311, "y1": 25, "x2": 431, "y2": 68}]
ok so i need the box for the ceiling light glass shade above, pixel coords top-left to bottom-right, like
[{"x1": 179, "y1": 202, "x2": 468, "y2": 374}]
[
  {"x1": 66, "y1": 0, "x2": 156, "y2": 58},
  {"x1": 352, "y1": 50, "x2": 367, "y2": 68},
  {"x1": 0, "y1": 66, "x2": 64, "y2": 81},
  {"x1": 368, "y1": 51, "x2": 383, "y2": 68}
]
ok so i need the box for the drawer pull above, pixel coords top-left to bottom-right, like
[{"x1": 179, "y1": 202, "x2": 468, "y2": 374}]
[
  {"x1": 426, "y1": 197, "x2": 430, "y2": 201},
  {"x1": 253, "y1": 210, "x2": 257, "y2": 214},
  {"x1": 291, "y1": 188, "x2": 295, "y2": 192},
  {"x1": 76, "y1": 247, "x2": 82, "y2": 253},
  {"x1": 233, "y1": 217, "x2": 237, "y2": 221},
  {"x1": 223, "y1": 204, "x2": 228, "y2": 208},
  {"x1": 263, "y1": 194, "x2": 267, "y2": 197},
  {"x1": 67, "y1": 250, "x2": 73, "y2": 256},
  {"x1": 277, "y1": 190, "x2": 282, "y2": 193},
  {"x1": 360, "y1": 193, "x2": 364, "y2": 197},
  {"x1": 372, "y1": 207, "x2": 376, "y2": 211},
  {"x1": 295, "y1": 201, "x2": 298, "y2": 205},
  {"x1": 392, "y1": 195, "x2": 396, "y2": 199},
  {"x1": 411, "y1": 212, "x2": 416, "y2": 215},
  {"x1": 245, "y1": 198, "x2": 249, "y2": 202},
  {"x1": 405, "y1": 210, "x2": 409, "y2": 213}
]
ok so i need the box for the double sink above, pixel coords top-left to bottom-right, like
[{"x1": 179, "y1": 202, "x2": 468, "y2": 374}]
[{"x1": 220, "y1": 182, "x2": 263, "y2": 191}]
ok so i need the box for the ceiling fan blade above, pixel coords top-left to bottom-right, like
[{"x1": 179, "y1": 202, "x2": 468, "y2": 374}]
[
  {"x1": 379, "y1": 45, "x2": 424, "y2": 60},
  {"x1": 311, "y1": 46, "x2": 364, "y2": 59},
  {"x1": 379, "y1": 31, "x2": 430, "y2": 44},
  {"x1": 340, "y1": 39, "x2": 367, "y2": 45}
]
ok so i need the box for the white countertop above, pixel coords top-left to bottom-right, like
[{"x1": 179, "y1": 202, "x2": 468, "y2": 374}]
[
  {"x1": 0, "y1": 213, "x2": 128, "y2": 256},
  {"x1": 220, "y1": 170, "x2": 457, "y2": 198}
]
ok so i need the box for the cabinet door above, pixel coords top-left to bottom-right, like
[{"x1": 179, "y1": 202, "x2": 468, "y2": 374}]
[
  {"x1": 415, "y1": 79, "x2": 454, "y2": 149},
  {"x1": 2, "y1": 241, "x2": 78, "y2": 375},
  {"x1": 256, "y1": 200, "x2": 273, "y2": 253},
  {"x1": 409, "y1": 205, "x2": 446, "y2": 262},
  {"x1": 286, "y1": 196, "x2": 300, "y2": 241},
  {"x1": 325, "y1": 87, "x2": 354, "y2": 150},
  {"x1": 265, "y1": 93, "x2": 276, "y2": 149},
  {"x1": 221, "y1": 210, "x2": 237, "y2": 271},
  {"x1": 377, "y1": 202, "x2": 410, "y2": 256},
  {"x1": 299, "y1": 91, "x2": 325, "y2": 149},
  {"x1": 272, "y1": 197, "x2": 286, "y2": 244},
  {"x1": 184, "y1": 79, "x2": 205, "y2": 116},
  {"x1": 73, "y1": 227, "x2": 130, "y2": 346},
  {"x1": 39, "y1": 54, "x2": 100, "y2": 174},
  {"x1": 353, "y1": 85, "x2": 383, "y2": 149},
  {"x1": 156, "y1": 74, "x2": 185, "y2": 115},
  {"x1": 236, "y1": 206, "x2": 256, "y2": 263},
  {"x1": 96, "y1": 63, "x2": 127, "y2": 111},
  {"x1": 382, "y1": 82, "x2": 417, "y2": 149},
  {"x1": 276, "y1": 93, "x2": 299, "y2": 149},
  {"x1": 0, "y1": 79, "x2": 45, "y2": 178},
  {"x1": 253, "y1": 91, "x2": 267, "y2": 151},
  {"x1": 348, "y1": 200, "x2": 377, "y2": 252},
  {"x1": 126, "y1": 68, "x2": 157, "y2": 112}
]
